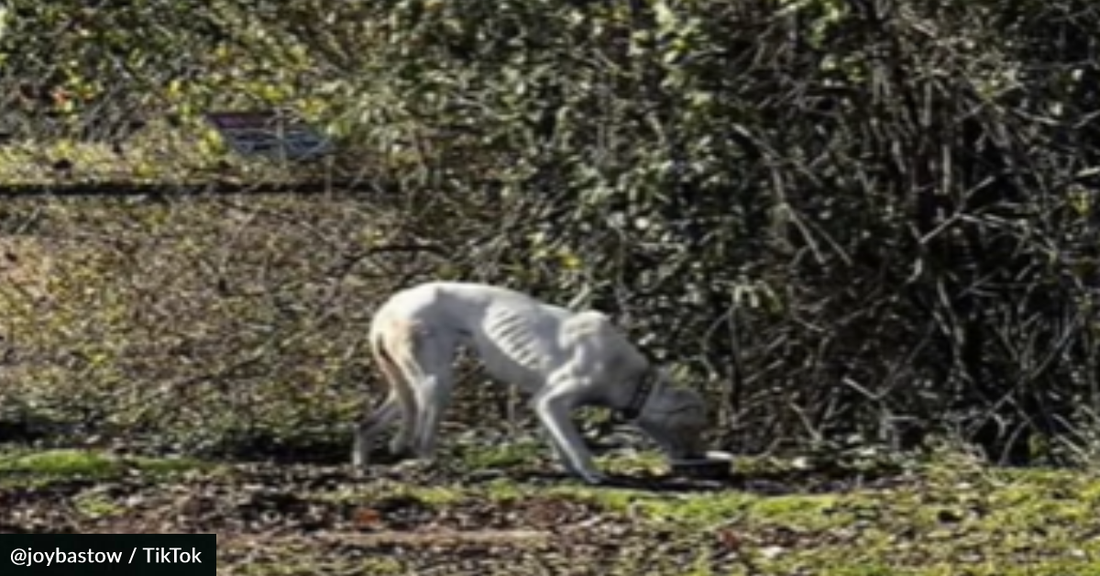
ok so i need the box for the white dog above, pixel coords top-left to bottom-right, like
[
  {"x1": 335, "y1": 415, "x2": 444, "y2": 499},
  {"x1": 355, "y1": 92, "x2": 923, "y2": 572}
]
[{"x1": 352, "y1": 281, "x2": 709, "y2": 484}]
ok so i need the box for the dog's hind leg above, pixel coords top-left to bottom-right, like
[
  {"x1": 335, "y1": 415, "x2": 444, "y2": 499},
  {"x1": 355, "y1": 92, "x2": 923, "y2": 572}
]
[
  {"x1": 352, "y1": 391, "x2": 400, "y2": 467},
  {"x1": 387, "y1": 380, "x2": 419, "y2": 459},
  {"x1": 359, "y1": 316, "x2": 422, "y2": 467},
  {"x1": 407, "y1": 332, "x2": 458, "y2": 461}
]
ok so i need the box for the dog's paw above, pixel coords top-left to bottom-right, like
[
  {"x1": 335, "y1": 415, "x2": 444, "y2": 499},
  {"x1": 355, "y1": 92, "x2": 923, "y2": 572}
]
[
  {"x1": 351, "y1": 447, "x2": 372, "y2": 468},
  {"x1": 391, "y1": 458, "x2": 439, "y2": 477}
]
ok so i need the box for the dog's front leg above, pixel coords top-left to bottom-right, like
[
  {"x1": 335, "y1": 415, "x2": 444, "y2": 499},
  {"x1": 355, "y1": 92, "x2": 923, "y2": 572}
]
[{"x1": 531, "y1": 387, "x2": 607, "y2": 485}]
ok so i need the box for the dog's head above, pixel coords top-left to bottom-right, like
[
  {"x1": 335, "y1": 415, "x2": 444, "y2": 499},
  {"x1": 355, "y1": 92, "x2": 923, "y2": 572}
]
[{"x1": 635, "y1": 372, "x2": 708, "y2": 460}]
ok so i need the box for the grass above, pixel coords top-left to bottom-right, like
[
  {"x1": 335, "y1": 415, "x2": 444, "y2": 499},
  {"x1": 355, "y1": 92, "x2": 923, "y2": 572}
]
[
  {"x1": 73, "y1": 491, "x2": 128, "y2": 519},
  {"x1": 453, "y1": 439, "x2": 548, "y2": 470},
  {"x1": 2, "y1": 441, "x2": 1100, "y2": 575},
  {"x1": 365, "y1": 444, "x2": 1100, "y2": 575},
  {"x1": 0, "y1": 447, "x2": 211, "y2": 485}
]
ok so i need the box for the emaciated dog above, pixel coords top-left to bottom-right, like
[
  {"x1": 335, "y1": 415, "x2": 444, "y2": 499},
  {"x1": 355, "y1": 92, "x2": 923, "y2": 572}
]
[{"x1": 353, "y1": 281, "x2": 708, "y2": 484}]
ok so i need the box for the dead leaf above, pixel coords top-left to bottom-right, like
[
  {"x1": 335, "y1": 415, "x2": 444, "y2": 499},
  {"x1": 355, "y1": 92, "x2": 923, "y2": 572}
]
[
  {"x1": 716, "y1": 528, "x2": 742, "y2": 551},
  {"x1": 352, "y1": 507, "x2": 383, "y2": 530}
]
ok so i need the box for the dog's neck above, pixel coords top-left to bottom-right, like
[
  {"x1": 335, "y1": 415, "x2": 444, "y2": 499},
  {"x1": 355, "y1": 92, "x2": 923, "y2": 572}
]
[{"x1": 615, "y1": 367, "x2": 660, "y2": 422}]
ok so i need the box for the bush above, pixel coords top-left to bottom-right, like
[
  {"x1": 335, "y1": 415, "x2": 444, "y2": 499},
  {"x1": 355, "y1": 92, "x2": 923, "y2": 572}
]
[{"x1": 2, "y1": 0, "x2": 1099, "y2": 464}]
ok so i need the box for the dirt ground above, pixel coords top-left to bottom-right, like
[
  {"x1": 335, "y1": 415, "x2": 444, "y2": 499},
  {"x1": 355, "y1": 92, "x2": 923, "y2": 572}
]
[{"x1": 2, "y1": 444, "x2": 1099, "y2": 576}]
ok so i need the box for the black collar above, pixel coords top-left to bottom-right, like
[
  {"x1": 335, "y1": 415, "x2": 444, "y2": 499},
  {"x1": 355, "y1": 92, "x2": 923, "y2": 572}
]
[{"x1": 616, "y1": 368, "x2": 658, "y2": 422}]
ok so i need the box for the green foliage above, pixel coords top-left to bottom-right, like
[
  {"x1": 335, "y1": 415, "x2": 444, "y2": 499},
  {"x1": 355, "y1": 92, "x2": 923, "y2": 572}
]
[{"x1": 1, "y1": 0, "x2": 1099, "y2": 464}]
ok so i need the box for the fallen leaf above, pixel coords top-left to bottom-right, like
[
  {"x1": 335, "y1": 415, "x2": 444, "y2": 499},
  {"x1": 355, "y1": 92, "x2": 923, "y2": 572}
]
[
  {"x1": 352, "y1": 507, "x2": 382, "y2": 530},
  {"x1": 716, "y1": 528, "x2": 742, "y2": 551}
]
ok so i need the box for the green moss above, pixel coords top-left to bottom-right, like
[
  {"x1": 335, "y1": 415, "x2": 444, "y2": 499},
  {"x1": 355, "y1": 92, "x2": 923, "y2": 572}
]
[
  {"x1": 314, "y1": 479, "x2": 468, "y2": 508},
  {"x1": 747, "y1": 493, "x2": 844, "y2": 527},
  {"x1": 73, "y1": 492, "x2": 127, "y2": 519},
  {"x1": 0, "y1": 448, "x2": 210, "y2": 485},
  {"x1": 456, "y1": 440, "x2": 545, "y2": 470}
]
